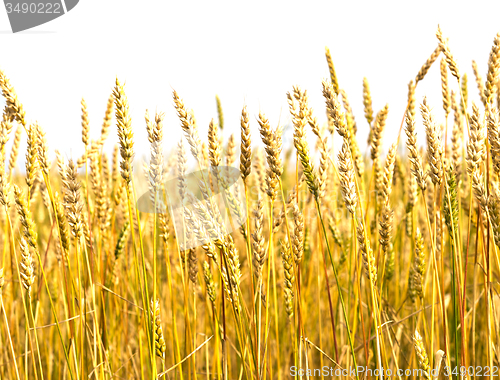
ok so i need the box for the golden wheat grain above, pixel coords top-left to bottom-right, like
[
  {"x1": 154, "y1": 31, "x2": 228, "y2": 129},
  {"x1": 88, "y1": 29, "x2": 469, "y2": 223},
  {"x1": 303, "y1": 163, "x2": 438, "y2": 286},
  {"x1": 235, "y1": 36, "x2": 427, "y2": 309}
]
[
  {"x1": 288, "y1": 89, "x2": 318, "y2": 198},
  {"x1": 252, "y1": 148, "x2": 267, "y2": 195},
  {"x1": 324, "y1": 47, "x2": 339, "y2": 95},
  {"x1": 317, "y1": 140, "x2": 330, "y2": 198},
  {"x1": 356, "y1": 223, "x2": 377, "y2": 284},
  {"x1": 440, "y1": 59, "x2": 451, "y2": 117},
  {"x1": 81, "y1": 98, "x2": 90, "y2": 148},
  {"x1": 208, "y1": 118, "x2": 222, "y2": 169},
  {"x1": 216, "y1": 94, "x2": 224, "y2": 131},
  {"x1": 0, "y1": 69, "x2": 26, "y2": 126},
  {"x1": 202, "y1": 261, "x2": 216, "y2": 304},
  {"x1": 13, "y1": 185, "x2": 38, "y2": 252},
  {"x1": 173, "y1": 90, "x2": 201, "y2": 160},
  {"x1": 280, "y1": 239, "x2": 295, "y2": 319},
  {"x1": 415, "y1": 45, "x2": 442, "y2": 84},
  {"x1": 421, "y1": 97, "x2": 443, "y2": 186},
  {"x1": 151, "y1": 299, "x2": 166, "y2": 358},
  {"x1": 19, "y1": 237, "x2": 35, "y2": 297},
  {"x1": 488, "y1": 188, "x2": 500, "y2": 248},
  {"x1": 53, "y1": 192, "x2": 70, "y2": 254},
  {"x1": 251, "y1": 195, "x2": 266, "y2": 280},
  {"x1": 225, "y1": 134, "x2": 236, "y2": 168},
  {"x1": 485, "y1": 33, "x2": 500, "y2": 105},
  {"x1": 370, "y1": 104, "x2": 389, "y2": 161},
  {"x1": 113, "y1": 78, "x2": 134, "y2": 184},
  {"x1": 239, "y1": 106, "x2": 251, "y2": 181},
  {"x1": 378, "y1": 205, "x2": 393, "y2": 256},
  {"x1": 60, "y1": 159, "x2": 84, "y2": 240},
  {"x1": 257, "y1": 111, "x2": 283, "y2": 179},
  {"x1": 25, "y1": 124, "x2": 39, "y2": 192},
  {"x1": 7, "y1": 125, "x2": 21, "y2": 175},
  {"x1": 188, "y1": 248, "x2": 198, "y2": 284},
  {"x1": 291, "y1": 202, "x2": 304, "y2": 265},
  {"x1": 466, "y1": 103, "x2": 486, "y2": 176},
  {"x1": 338, "y1": 139, "x2": 357, "y2": 215},
  {"x1": 362, "y1": 77, "x2": 374, "y2": 126},
  {"x1": 307, "y1": 112, "x2": 322, "y2": 141},
  {"x1": 146, "y1": 111, "x2": 164, "y2": 206},
  {"x1": 413, "y1": 329, "x2": 431, "y2": 380},
  {"x1": 436, "y1": 26, "x2": 460, "y2": 80},
  {"x1": 327, "y1": 214, "x2": 348, "y2": 265},
  {"x1": 258, "y1": 112, "x2": 282, "y2": 201},
  {"x1": 409, "y1": 228, "x2": 425, "y2": 302},
  {"x1": 273, "y1": 176, "x2": 303, "y2": 234},
  {"x1": 100, "y1": 94, "x2": 114, "y2": 142},
  {"x1": 472, "y1": 60, "x2": 487, "y2": 107},
  {"x1": 379, "y1": 142, "x2": 397, "y2": 206},
  {"x1": 451, "y1": 100, "x2": 463, "y2": 178},
  {"x1": 340, "y1": 88, "x2": 357, "y2": 135},
  {"x1": 90, "y1": 153, "x2": 111, "y2": 231},
  {"x1": 177, "y1": 140, "x2": 187, "y2": 202},
  {"x1": 323, "y1": 80, "x2": 347, "y2": 138},
  {"x1": 183, "y1": 202, "x2": 217, "y2": 262},
  {"x1": 406, "y1": 81, "x2": 416, "y2": 121},
  {"x1": 488, "y1": 107, "x2": 500, "y2": 175}
]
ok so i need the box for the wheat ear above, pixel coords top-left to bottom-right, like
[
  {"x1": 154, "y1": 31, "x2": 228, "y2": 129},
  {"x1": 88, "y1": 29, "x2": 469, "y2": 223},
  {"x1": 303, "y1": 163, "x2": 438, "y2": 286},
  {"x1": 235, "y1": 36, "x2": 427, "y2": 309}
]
[
  {"x1": 466, "y1": 103, "x2": 486, "y2": 176},
  {"x1": 488, "y1": 107, "x2": 500, "y2": 175},
  {"x1": 19, "y1": 237, "x2": 35, "y2": 297},
  {"x1": 405, "y1": 111, "x2": 427, "y2": 191},
  {"x1": 0, "y1": 69, "x2": 26, "y2": 126},
  {"x1": 338, "y1": 139, "x2": 357, "y2": 215},
  {"x1": 288, "y1": 88, "x2": 318, "y2": 198},
  {"x1": 173, "y1": 90, "x2": 201, "y2": 160},
  {"x1": 202, "y1": 261, "x2": 216, "y2": 304},
  {"x1": 421, "y1": 97, "x2": 443, "y2": 186},
  {"x1": 280, "y1": 239, "x2": 295, "y2": 319},
  {"x1": 415, "y1": 45, "x2": 442, "y2": 84},
  {"x1": 324, "y1": 47, "x2": 339, "y2": 94},
  {"x1": 239, "y1": 106, "x2": 252, "y2": 181},
  {"x1": 413, "y1": 329, "x2": 431, "y2": 380},
  {"x1": 440, "y1": 59, "x2": 451, "y2": 117},
  {"x1": 113, "y1": 78, "x2": 134, "y2": 184},
  {"x1": 151, "y1": 299, "x2": 166, "y2": 358},
  {"x1": 409, "y1": 228, "x2": 426, "y2": 302},
  {"x1": 436, "y1": 26, "x2": 460, "y2": 80},
  {"x1": 362, "y1": 77, "x2": 374, "y2": 126},
  {"x1": 485, "y1": 33, "x2": 500, "y2": 105},
  {"x1": 472, "y1": 60, "x2": 487, "y2": 107}
]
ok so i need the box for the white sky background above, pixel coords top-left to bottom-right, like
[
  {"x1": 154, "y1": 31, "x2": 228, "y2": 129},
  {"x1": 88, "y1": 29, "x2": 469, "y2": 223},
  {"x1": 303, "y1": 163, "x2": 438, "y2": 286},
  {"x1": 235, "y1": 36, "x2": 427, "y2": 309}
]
[{"x1": 1, "y1": 0, "x2": 500, "y2": 168}]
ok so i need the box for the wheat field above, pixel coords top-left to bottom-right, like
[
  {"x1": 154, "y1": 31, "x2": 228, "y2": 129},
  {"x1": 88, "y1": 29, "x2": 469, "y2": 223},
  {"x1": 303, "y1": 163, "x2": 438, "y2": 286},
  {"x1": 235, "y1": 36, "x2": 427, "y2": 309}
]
[{"x1": 0, "y1": 26, "x2": 500, "y2": 379}]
